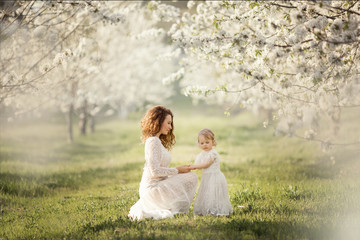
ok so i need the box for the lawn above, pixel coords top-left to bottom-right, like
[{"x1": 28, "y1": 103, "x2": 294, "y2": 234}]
[{"x1": 1, "y1": 107, "x2": 360, "y2": 239}]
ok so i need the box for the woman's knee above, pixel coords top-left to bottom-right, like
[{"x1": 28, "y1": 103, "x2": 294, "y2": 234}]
[{"x1": 186, "y1": 172, "x2": 198, "y2": 185}]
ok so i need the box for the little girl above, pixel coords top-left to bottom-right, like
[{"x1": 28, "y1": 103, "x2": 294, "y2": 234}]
[{"x1": 190, "y1": 128, "x2": 233, "y2": 216}]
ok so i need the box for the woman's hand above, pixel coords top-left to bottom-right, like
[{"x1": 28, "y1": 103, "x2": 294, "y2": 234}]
[
  {"x1": 188, "y1": 165, "x2": 198, "y2": 170},
  {"x1": 176, "y1": 165, "x2": 192, "y2": 173}
]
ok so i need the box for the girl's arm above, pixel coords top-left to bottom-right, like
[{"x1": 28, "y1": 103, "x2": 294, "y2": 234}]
[
  {"x1": 190, "y1": 160, "x2": 214, "y2": 170},
  {"x1": 190, "y1": 153, "x2": 216, "y2": 170}
]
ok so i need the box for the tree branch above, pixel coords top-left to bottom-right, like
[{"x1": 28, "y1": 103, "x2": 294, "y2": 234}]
[
  {"x1": 327, "y1": 3, "x2": 360, "y2": 16},
  {"x1": 23, "y1": 16, "x2": 86, "y2": 77},
  {"x1": 260, "y1": 80, "x2": 316, "y2": 105},
  {"x1": 274, "y1": 39, "x2": 313, "y2": 48},
  {"x1": 269, "y1": 2, "x2": 296, "y2": 9},
  {"x1": 294, "y1": 134, "x2": 360, "y2": 146}
]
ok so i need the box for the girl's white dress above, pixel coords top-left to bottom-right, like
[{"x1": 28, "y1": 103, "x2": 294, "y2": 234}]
[
  {"x1": 194, "y1": 149, "x2": 233, "y2": 216},
  {"x1": 128, "y1": 137, "x2": 198, "y2": 220}
]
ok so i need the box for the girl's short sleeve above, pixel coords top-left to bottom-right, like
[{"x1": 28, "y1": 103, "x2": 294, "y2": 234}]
[{"x1": 209, "y1": 151, "x2": 217, "y2": 162}]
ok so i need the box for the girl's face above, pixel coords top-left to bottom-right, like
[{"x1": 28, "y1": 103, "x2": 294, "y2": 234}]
[
  {"x1": 158, "y1": 114, "x2": 172, "y2": 136},
  {"x1": 198, "y1": 135, "x2": 214, "y2": 151}
]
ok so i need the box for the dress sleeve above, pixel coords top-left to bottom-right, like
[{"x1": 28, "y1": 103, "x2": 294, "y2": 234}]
[
  {"x1": 202, "y1": 151, "x2": 217, "y2": 164},
  {"x1": 195, "y1": 151, "x2": 216, "y2": 164},
  {"x1": 209, "y1": 151, "x2": 217, "y2": 162},
  {"x1": 147, "y1": 138, "x2": 178, "y2": 177}
]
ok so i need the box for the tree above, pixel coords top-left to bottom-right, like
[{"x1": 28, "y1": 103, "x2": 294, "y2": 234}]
[
  {"x1": 1, "y1": 1, "x2": 127, "y2": 142},
  {"x1": 1, "y1": 1, "x2": 179, "y2": 142},
  {"x1": 164, "y1": 0, "x2": 360, "y2": 150}
]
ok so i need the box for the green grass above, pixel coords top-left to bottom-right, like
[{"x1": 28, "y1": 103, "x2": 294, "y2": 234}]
[{"x1": 1, "y1": 109, "x2": 360, "y2": 239}]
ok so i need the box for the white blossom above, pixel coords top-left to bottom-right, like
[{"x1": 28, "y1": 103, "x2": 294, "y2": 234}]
[
  {"x1": 342, "y1": 31, "x2": 357, "y2": 42},
  {"x1": 304, "y1": 129, "x2": 317, "y2": 140},
  {"x1": 162, "y1": 68, "x2": 184, "y2": 85},
  {"x1": 187, "y1": 1, "x2": 196, "y2": 9},
  {"x1": 134, "y1": 28, "x2": 165, "y2": 40},
  {"x1": 330, "y1": 19, "x2": 343, "y2": 34},
  {"x1": 39, "y1": 63, "x2": 52, "y2": 74},
  {"x1": 305, "y1": 18, "x2": 321, "y2": 30},
  {"x1": 291, "y1": 11, "x2": 306, "y2": 23},
  {"x1": 33, "y1": 26, "x2": 47, "y2": 38},
  {"x1": 183, "y1": 85, "x2": 210, "y2": 97},
  {"x1": 53, "y1": 53, "x2": 65, "y2": 66}
]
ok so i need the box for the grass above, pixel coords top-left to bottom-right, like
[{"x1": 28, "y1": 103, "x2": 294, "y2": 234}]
[{"x1": 1, "y1": 108, "x2": 360, "y2": 239}]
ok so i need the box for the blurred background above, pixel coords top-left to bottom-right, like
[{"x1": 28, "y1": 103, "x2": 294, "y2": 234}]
[{"x1": 1, "y1": 1, "x2": 359, "y2": 239}]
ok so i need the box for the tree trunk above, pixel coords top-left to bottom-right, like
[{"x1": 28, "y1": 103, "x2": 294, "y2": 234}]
[
  {"x1": 332, "y1": 107, "x2": 341, "y2": 136},
  {"x1": 79, "y1": 99, "x2": 87, "y2": 136},
  {"x1": 90, "y1": 114, "x2": 95, "y2": 133},
  {"x1": 67, "y1": 104, "x2": 74, "y2": 143}
]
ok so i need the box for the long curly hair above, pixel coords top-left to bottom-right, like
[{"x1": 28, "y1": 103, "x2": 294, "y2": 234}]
[{"x1": 141, "y1": 106, "x2": 176, "y2": 150}]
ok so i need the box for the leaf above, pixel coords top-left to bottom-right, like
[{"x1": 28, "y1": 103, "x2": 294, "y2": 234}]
[
  {"x1": 283, "y1": 13, "x2": 291, "y2": 23},
  {"x1": 255, "y1": 49, "x2": 263, "y2": 57},
  {"x1": 269, "y1": 68, "x2": 275, "y2": 76},
  {"x1": 215, "y1": 84, "x2": 228, "y2": 92},
  {"x1": 249, "y1": 2, "x2": 259, "y2": 9}
]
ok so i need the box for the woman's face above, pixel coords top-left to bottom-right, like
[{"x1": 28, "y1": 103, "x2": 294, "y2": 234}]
[{"x1": 159, "y1": 114, "x2": 172, "y2": 136}]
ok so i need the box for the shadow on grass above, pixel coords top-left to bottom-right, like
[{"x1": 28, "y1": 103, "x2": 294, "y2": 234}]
[
  {"x1": 223, "y1": 161, "x2": 338, "y2": 182},
  {"x1": 54, "y1": 142, "x2": 131, "y2": 162},
  {"x1": 0, "y1": 126, "x2": 138, "y2": 164},
  {"x1": 0, "y1": 162, "x2": 143, "y2": 197},
  {"x1": 67, "y1": 214, "x2": 331, "y2": 240},
  {"x1": 0, "y1": 142, "x2": 129, "y2": 164}
]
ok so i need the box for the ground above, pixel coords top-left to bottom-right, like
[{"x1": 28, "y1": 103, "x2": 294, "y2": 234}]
[{"x1": 1, "y1": 107, "x2": 359, "y2": 239}]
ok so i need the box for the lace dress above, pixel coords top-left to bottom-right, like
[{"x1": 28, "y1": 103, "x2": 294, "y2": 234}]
[
  {"x1": 193, "y1": 149, "x2": 233, "y2": 216},
  {"x1": 128, "y1": 137, "x2": 198, "y2": 220}
]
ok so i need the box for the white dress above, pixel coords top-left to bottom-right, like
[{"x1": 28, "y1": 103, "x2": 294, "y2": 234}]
[
  {"x1": 194, "y1": 149, "x2": 233, "y2": 216},
  {"x1": 128, "y1": 137, "x2": 198, "y2": 220}
]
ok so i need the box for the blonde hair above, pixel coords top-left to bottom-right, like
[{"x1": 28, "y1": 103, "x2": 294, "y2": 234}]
[
  {"x1": 198, "y1": 128, "x2": 217, "y2": 146},
  {"x1": 141, "y1": 105, "x2": 175, "y2": 150}
]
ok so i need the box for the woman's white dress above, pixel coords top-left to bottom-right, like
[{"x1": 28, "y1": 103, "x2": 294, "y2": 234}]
[
  {"x1": 128, "y1": 137, "x2": 198, "y2": 220},
  {"x1": 194, "y1": 149, "x2": 233, "y2": 216}
]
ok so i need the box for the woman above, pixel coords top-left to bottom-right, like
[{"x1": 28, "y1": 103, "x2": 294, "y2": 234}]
[{"x1": 128, "y1": 106, "x2": 198, "y2": 220}]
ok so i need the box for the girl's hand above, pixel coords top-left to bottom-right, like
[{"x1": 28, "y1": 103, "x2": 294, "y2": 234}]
[
  {"x1": 188, "y1": 165, "x2": 198, "y2": 170},
  {"x1": 176, "y1": 165, "x2": 192, "y2": 173}
]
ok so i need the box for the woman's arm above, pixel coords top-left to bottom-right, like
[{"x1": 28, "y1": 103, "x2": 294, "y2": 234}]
[
  {"x1": 176, "y1": 165, "x2": 191, "y2": 173},
  {"x1": 147, "y1": 138, "x2": 178, "y2": 177}
]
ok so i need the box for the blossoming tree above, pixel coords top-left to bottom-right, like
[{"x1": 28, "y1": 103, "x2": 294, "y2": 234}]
[
  {"x1": 165, "y1": 0, "x2": 360, "y2": 150},
  {"x1": 1, "y1": 1, "x2": 179, "y2": 142},
  {"x1": 1, "y1": 1, "x2": 127, "y2": 142}
]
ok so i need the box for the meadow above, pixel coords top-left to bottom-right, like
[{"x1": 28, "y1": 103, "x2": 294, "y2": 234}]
[{"x1": 1, "y1": 106, "x2": 360, "y2": 240}]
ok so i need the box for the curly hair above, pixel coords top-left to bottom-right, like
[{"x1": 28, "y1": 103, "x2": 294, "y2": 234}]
[
  {"x1": 198, "y1": 128, "x2": 217, "y2": 146},
  {"x1": 141, "y1": 106, "x2": 176, "y2": 150}
]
